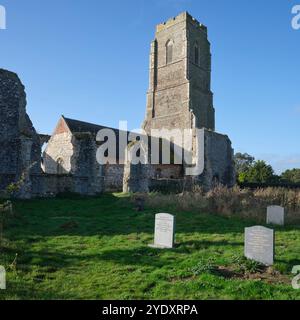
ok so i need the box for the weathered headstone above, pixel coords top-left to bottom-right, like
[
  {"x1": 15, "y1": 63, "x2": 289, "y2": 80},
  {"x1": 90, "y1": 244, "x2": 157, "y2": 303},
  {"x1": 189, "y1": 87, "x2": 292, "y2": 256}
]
[
  {"x1": 0, "y1": 266, "x2": 5, "y2": 290},
  {"x1": 244, "y1": 226, "x2": 274, "y2": 266},
  {"x1": 149, "y1": 213, "x2": 175, "y2": 249},
  {"x1": 267, "y1": 206, "x2": 285, "y2": 226}
]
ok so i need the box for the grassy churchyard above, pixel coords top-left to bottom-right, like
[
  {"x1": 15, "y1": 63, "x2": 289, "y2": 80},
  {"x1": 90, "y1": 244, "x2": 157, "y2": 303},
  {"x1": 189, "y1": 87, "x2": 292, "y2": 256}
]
[{"x1": 0, "y1": 192, "x2": 299, "y2": 300}]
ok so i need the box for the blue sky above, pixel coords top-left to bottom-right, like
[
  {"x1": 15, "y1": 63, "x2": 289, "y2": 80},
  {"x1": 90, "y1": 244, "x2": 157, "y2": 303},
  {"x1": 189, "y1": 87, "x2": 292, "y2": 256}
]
[{"x1": 0, "y1": 0, "x2": 299, "y2": 173}]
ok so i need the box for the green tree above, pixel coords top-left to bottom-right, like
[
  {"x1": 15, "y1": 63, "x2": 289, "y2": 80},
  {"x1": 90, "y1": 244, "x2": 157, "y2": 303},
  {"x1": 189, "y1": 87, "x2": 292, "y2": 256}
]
[
  {"x1": 234, "y1": 153, "x2": 255, "y2": 183},
  {"x1": 234, "y1": 153, "x2": 255, "y2": 174},
  {"x1": 244, "y1": 160, "x2": 275, "y2": 184},
  {"x1": 281, "y1": 168, "x2": 300, "y2": 184}
]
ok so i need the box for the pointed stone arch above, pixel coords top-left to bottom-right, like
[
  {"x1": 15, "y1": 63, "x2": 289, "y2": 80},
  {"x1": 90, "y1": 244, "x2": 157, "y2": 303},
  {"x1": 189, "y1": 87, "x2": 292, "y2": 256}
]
[{"x1": 166, "y1": 39, "x2": 174, "y2": 64}]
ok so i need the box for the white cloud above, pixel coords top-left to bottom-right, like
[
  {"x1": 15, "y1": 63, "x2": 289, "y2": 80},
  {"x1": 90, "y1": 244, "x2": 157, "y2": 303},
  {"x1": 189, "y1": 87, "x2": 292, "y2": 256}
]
[{"x1": 256, "y1": 153, "x2": 300, "y2": 174}]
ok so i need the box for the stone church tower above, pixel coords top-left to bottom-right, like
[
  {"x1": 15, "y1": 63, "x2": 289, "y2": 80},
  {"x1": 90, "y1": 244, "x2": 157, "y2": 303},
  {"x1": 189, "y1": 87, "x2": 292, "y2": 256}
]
[{"x1": 143, "y1": 12, "x2": 215, "y2": 133}]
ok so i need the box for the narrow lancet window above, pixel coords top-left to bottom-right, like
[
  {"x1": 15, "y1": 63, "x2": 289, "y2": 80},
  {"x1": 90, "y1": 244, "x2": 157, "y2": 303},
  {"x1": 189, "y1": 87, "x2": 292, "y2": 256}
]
[{"x1": 166, "y1": 40, "x2": 173, "y2": 64}]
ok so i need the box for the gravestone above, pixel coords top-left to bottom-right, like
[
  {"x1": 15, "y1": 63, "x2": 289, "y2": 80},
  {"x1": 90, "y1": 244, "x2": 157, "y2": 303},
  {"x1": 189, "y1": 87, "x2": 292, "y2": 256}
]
[
  {"x1": 267, "y1": 206, "x2": 285, "y2": 226},
  {"x1": 0, "y1": 266, "x2": 5, "y2": 290},
  {"x1": 149, "y1": 213, "x2": 175, "y2": 249},
  {"x1": 244, "y1": 226, "x2": 274, "y2": 266}
]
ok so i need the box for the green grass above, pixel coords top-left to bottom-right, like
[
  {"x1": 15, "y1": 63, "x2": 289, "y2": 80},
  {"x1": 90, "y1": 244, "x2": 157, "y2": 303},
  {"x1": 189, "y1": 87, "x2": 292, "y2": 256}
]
[{"x1": 0, "y1": 193, "x2": 299, "y2": 300}]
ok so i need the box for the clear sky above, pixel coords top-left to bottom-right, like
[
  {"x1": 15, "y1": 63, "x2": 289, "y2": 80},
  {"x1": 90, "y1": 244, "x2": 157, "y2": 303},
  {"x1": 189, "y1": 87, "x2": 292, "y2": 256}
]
[{"x1": 0, "y1": 0, "x2": 299, "y2": 173}]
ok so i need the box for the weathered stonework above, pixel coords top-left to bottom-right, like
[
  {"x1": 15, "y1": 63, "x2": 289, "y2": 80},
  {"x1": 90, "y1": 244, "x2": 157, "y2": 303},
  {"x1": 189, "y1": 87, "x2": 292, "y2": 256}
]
[
  {"x1": 104, "y1": 164, "x2": 124, "y2": 191},
  {"x1": 0, "y1": 69, "x2": 41, "y2": 198},
  {"x1": 43, "y1": 117, "x2": 104, "y2": 195},
  {"x1": 143, "y1": 12, "x2": 215, "y2": 134},
  {"x1": 123, "y1": 142, "x2": 150, "y2": 193},
  {"x1": 123, "y1": 161, "x2": 150, "y2": 193},
  {"x1": 1, "y1": 12, "x2": 235, "y2": 197},
  {"x1": 191, "y1": 129, "x2": 235, "y2": 190},
  {"x1": 43, "y1": 132, "x2": 74, "y2": 174},
  {"x1": 141, "y1": 12, "x2": 234, "y2": 191}
]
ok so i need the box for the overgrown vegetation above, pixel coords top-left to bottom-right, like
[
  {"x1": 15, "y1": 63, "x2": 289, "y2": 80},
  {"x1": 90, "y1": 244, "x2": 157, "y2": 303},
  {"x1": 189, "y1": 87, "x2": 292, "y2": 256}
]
[
  {"x1": 0, "y1": 201, "x2": 13, "y2": 246},
  {"x1": 0, "y1": 193, "x2": 299, "y2": 300},
  {"x1": 144, "y1": 186, "x2": 300, "y2": 224}
]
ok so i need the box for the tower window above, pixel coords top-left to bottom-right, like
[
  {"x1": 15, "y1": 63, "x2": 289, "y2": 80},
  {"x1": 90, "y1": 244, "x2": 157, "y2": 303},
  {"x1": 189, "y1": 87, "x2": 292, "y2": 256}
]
[
  {"x1": 166, "y1": 40, "x2": 173, "y2": 64},
  {"x1": 194, "y1": 43, "x2": 199, "y2": 65}
]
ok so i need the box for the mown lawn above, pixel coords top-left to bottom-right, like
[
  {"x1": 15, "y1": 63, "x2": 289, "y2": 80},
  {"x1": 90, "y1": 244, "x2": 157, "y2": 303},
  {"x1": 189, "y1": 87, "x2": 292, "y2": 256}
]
[{"x1": 0, "y1": 193, "x2": 299, "y2": 300}]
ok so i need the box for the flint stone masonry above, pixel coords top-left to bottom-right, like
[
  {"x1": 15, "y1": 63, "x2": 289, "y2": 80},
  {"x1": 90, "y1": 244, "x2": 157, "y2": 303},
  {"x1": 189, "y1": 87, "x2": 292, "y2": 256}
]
[
  {"x1": 141, "y1": 12, "x2": 235, "y2": 191},
  {"x1": 43, "y1": 116, "x2": 107, "y2": 195},
  {"x1": 42, "y1": 12, "x2": 235, "y2": 194},
  {"x1": 0, "y1": 78, "x2": 105, "y2": 197},
  {"x1": 267, "y1": 206, "x2": 285, "y2": 226},
  {"x1": 194, "y1": 129, "x2": 235, "y2": 190},
  {"x1": 0, "y1": 69, "x2": 41, "y2": 198},
  {"x1": 143, "y1": 12, "x2": 215, "y2": 134},
  {"x1": 149, "y1": 213, "x2": 175, "y2": 249},
  {"x1": 30, "y1": 174, "x2": 103, "y2": 197},
  {"x1": 123, "y1": 159, "x2": 150, "y2": 193},
  {"x1": 1, "y1": 12, "x2": 236, "y2": 197},
  {"x1": 123, "y1": 128, "x2": 235, "y2": 193},
  {"x1": 245, "y1": 226, "x2": 274, "y2": 266},
  {"x1": 104, "y1": 164, "x2": 124, "y2": 192}
]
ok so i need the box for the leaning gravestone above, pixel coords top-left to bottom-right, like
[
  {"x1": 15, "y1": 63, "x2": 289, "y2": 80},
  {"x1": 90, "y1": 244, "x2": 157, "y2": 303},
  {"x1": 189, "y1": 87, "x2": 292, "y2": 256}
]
[
  {"x1": 149, "y1": 213, "x2": 175, "y2": 249},
  {"x1": 267, "y1": 205, "x2": 285, "y2": 226},
  {"x1": 244, "y1": 226, "x2": 274, "y2": 266}
]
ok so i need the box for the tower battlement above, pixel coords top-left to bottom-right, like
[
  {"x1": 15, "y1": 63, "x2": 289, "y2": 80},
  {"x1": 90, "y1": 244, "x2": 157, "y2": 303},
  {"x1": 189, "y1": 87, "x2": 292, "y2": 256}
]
[
  {"x1": 156, "y1": 12, "x2": 207, "y2": 34},
  {"x1": 144, "y1": 12, "x2": 215, "y2": 133}
]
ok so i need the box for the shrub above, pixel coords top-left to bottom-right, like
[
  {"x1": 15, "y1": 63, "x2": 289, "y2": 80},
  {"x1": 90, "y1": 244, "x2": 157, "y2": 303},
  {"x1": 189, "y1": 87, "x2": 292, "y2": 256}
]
[
  {"x1": 232, "y1": 255, "x2": 265, "y2": 274},
  {"x1": 142, "y1": 185, "x2": 300, "y2": 224},
  {"x1": 0, "y1": 201, "x2": 13, "y2": 246},
  {"x1": 190, "y1": 258, "x2": 217, "y2": 276}
]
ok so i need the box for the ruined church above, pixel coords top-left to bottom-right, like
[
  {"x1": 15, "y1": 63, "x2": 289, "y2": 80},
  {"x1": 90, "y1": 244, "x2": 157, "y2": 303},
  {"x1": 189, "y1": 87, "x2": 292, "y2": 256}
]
[{"x1": 0, "y1": 12, "x2": 235, "y2": 198}]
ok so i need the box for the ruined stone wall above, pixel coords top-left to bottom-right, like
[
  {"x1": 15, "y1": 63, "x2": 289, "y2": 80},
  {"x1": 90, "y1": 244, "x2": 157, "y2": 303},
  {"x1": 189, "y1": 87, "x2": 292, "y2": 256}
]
[
  {"x1": 123, "y1": 128, "x2": 235, "y2": 194},
  {"x1": 30, "y1": 174, "x2": 103, "y2": 197},
  {"x1": 122, "y1": 142, "x2": 150, "y2": 193},
  {"x1": 31, "y1": 174, "x2": 74, "y2": 197},
  {"x1": 0, "y1": 69, "x2": 41, "y2": 198},
  {"x1": 43, "y1": 132, "x2": 74, "y2": 174},
  {"x1": 123, "y1": 162, "x2": 150, "y2": 193},
  {"x1": 44, "y1": 132, "x2": 95, "y2": 176},
  {"x1": 150, "y1": 164, "x2": 183, "y2": 179},
  {"x1": 72, "y1": 133, "x2": 94, "y2": 176},
  {"x1": 194, "y1": 130, "x2": 235, "y2": 190},
  {"x1": 104, "y1": 164, "x2": 124, "y2": 191},
  {"x1": 0, "y1": 14, "x2": 235, "y2": 198},
  {"x1": 69, "y1": 133, "x2": 103, "y2": 194},
  {"x1": 43, "y1": 131, "x2": 104, "y2": 195},
  {"x1": 0, "y1": 174, "x2": 16, "y2": 192}
]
